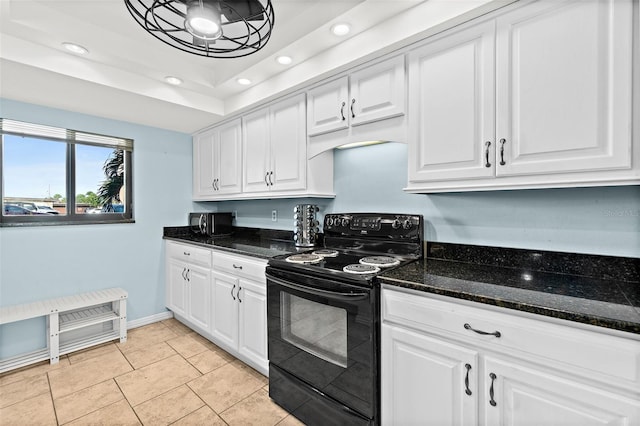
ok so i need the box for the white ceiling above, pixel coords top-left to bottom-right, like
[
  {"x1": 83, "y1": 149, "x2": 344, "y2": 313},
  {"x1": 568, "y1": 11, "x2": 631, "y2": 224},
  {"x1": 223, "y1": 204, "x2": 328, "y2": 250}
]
[{"x1": 0, "y1": 0, "x2": 503, "y2": 134}]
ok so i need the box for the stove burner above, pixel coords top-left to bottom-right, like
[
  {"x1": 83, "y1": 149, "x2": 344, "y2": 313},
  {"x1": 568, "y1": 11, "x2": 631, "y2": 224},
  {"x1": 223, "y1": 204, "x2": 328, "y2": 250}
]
[
  {"x1": 359, "y1": 256, "x2": 401, "y2": 268},
  {"x1": 286, "y1": 253, "x2": 323, "y2": 264},
  {"x1": 343, "y1": 264, "x2": 381, "y2": 275},
  {"x1": 312, "y1": 249, "x2": 339, "y2": 257}
]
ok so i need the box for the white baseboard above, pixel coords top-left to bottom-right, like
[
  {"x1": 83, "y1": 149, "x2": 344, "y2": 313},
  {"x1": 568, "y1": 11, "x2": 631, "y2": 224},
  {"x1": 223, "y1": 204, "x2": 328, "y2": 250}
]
[{"x1": 127, "y1": 310, "x2": 174, "y2": 330}]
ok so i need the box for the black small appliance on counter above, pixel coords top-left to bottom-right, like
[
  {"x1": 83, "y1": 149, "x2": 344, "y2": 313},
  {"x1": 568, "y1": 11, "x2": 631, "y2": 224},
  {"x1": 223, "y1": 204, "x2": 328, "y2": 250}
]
[{"x1": 188, "y1": 212, "x2": 233, "y2": 236}]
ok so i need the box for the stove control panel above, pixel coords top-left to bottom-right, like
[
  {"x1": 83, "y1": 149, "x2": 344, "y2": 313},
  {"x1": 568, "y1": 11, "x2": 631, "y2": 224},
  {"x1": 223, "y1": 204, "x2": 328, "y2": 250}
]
[{"x1": 323, "y1": 213, "x2": 422, "y2": 239}]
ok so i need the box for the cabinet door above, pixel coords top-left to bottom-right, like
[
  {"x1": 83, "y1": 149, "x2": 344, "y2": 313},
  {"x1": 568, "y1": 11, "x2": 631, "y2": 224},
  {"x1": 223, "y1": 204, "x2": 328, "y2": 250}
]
[
  {"x1": 216, "y1": 119, "x2": 242, "y2": 195},
  {"x1": 242, "y1": 108, "x2": 270, "y2": 193},
  {"x1": 166, "y1": 260, "x2": 188, "y2": 318},
  {"x1": 211, "y1": 270, "x2": 239, "y2": 350},
  {"x1": 270, "y1": 94, "x2": 306, "y2": 192},
  {"x1": 306, "y1": 76, "x2": 349, "y2": 136},
  {"x1": 350, "y1": 55, "x2": 405, "y2": 127},
  {"x1": 495, "y1": 0, "x2": 633, "y2": 177},
  {"x1": 483, "y1": 357, "x2": 640, "y2": 426},
  {"x1": 237, "y1": 279, "x2": 268, "y2": 370},
  {"x1": 186, "y1": 264, "x2": 211, "y2": 333},
  {"x1": 408, "y1": 20, "x2": 496, "y2": 184},
  {"x1": 192, "y1": 130, "x2": 217, "y2": 198},
  {"x1": 381, "y1": 324, "x2": 479, "y2": 426}
]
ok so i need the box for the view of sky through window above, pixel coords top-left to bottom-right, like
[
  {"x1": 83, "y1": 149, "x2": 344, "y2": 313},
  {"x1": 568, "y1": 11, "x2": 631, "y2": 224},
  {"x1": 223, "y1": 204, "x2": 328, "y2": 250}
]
[{"x1": 3, "y1": 135, "x2": 115, "y2": 199}]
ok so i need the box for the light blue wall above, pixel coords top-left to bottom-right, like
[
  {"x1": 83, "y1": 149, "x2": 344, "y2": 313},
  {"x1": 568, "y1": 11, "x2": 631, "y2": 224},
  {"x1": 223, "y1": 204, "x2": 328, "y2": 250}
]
[
  {"x1": 216, "y1": 142, "x2": 640, "y2": 258},
  {"x1": 0, "y1": 99, "x2": 194, "y2": 357}
]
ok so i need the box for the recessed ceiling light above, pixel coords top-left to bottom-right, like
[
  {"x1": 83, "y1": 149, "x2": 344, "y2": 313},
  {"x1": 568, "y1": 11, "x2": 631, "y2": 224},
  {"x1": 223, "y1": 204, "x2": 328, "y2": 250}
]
[
  {"x1": 331, "y1": 23, "x2": 351, "y2": 36},
  {"x1": 276, "y1": 55, "x2": 292, "y2": 65},
  {"x1": 164, "y1": 76, "x2": 183, "y2": 85},
  {"x1": 237, "y1": 78, "x2": 252, "y2": 86},
  {"x1": 62, "y1": 42, "x2": 89, "y2": 55}
]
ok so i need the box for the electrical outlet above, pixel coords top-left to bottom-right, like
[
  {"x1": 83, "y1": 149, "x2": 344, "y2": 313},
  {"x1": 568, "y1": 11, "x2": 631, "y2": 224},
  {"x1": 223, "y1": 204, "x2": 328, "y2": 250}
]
[{"x1": 272, "y1": 210, "x2": 277, "y2": 221}]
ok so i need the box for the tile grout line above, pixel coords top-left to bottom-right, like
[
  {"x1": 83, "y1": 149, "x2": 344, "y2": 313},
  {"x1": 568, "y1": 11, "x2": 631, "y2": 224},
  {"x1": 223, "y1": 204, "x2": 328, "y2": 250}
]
[{"x1": 45, "y1": 369, "x2": 61, "y2": 426}]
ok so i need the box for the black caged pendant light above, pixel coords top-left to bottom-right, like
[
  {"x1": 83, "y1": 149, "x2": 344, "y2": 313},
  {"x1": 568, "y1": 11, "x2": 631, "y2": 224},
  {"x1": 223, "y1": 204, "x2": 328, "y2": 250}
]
[{"x1": 124, "y1": 0, "x2": 275, "y2": 58}]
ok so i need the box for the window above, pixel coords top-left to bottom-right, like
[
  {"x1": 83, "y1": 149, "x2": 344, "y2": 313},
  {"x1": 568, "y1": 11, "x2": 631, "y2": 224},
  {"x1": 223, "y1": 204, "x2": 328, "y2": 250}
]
[{"x1": 1, "y1": 118, "x2": 133, "y2": 226}]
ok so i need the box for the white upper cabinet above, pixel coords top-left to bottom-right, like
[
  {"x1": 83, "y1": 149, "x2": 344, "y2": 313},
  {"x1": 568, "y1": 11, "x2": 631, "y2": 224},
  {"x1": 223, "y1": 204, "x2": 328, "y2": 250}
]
[
  {"x1": 243, "y1": 93, "x2": 307, "y2": 194},
  {"x1": 193, "y1": 119, "x2": 242, "y2": 200},
  {"x1": 306, "y1": 77, "x2": 350, "y2": 136},
  {"x1": 349, "y1": 55, "x2": 406, "y2": 127},
  {"x1": 406, "y1": 0, "x2": 637, "y2": 193},
  {"x1": 495, "y1": 0, "x2": 633, "y2": 177},
  {"x1": 407, "y1": 20, "x2": 496, "y2": 183},
  {"x1": 307, "y1": 55, "x2": 406, "y2": 137}
]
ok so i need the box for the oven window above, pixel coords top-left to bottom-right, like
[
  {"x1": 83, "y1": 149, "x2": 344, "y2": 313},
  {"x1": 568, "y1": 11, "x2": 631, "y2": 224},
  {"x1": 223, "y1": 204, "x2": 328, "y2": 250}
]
[{"x1": 280, "y1": 293, "x2": 347, "y2": 368}]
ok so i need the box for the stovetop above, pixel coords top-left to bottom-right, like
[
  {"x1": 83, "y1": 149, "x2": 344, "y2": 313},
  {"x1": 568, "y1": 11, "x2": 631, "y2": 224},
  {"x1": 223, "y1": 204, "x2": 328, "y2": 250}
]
[{"x1": 267, "y1": 213, "x2": 424, "y2": 286}]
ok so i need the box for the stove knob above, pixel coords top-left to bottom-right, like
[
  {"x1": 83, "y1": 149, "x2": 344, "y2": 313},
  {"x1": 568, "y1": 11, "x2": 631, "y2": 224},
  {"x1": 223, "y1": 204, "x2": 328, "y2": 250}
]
[
  {"x1": 392, "y1": 219, "x2": 402, "y2": 229},
  {"x1": 403, "y1": 219, "x2": 413, "y2": 230},
  {"x1": 327, "y1": 217, "x2": 334, "y2": 226},
  {"x1": 342, "y1": 218, "x2": 350, "y2": 227}
]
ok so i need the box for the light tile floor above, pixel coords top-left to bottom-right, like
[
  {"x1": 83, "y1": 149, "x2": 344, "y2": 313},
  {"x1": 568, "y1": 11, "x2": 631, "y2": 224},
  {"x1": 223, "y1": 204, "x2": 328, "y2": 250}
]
[{"x1": 0, "y1": 319, "x2": 304, "y2": 425}]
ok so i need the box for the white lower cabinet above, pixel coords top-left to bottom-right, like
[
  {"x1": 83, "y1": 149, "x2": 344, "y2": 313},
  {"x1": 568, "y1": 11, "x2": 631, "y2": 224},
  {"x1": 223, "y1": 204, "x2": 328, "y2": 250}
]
[
  {"x1": 166, "y1": 241, "x2": 212, "y2": 333},
  {"x1": 382, "y1": 325, "x2": 478, "y2": 425},
  {"x1": 381, "y1": 287, "x2": 640, "y2": 425},
  {"x1": 211, "y1": 252, "x2": 268, "y2": 375},
  {"x1": 165, "y1": 241, "x2": 268, "y2": 375},
  {"x1": 484, "y1": 357, "x2": 640, "y2": 426}
]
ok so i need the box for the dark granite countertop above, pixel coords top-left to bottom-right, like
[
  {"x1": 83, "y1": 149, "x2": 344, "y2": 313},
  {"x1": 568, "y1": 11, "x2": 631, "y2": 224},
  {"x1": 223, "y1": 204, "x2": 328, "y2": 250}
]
[
  {"x1": 163, "y1": 226, "x2": 305, "y2": 259},
  {"x1": 380, "y1": 242, "x2": 640, "y2": 335}
]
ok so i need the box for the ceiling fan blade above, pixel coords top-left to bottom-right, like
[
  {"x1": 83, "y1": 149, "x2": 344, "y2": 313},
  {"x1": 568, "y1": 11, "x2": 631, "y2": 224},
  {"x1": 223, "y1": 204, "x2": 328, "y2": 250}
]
[{"x1": 220, "y1": 0, "x2": 265, "y2": 23}]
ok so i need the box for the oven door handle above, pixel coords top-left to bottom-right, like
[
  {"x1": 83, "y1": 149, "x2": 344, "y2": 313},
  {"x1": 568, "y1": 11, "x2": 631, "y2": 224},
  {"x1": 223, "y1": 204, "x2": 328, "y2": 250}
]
[{"x1": 267, "y1": 274, "x2": 370, "y2": 301}]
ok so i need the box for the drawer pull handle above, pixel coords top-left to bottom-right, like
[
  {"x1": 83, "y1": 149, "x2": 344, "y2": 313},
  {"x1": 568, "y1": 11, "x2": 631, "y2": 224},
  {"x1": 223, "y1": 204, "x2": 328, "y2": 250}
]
[
  {"x1": 231, "y1": 284, "x2": 236, "y2": 301},
  {"x1": 464, "y1": 323, "x2": 501, "y2": 338},
  {"x1": 464, "y1": 363, "x2": 472, "y2": 396},
  {"x1": 238, "y1": 286, "x2": 242, "y2": 303},
  {"x1": 233, "y1": 264, "x2": 243, "y2": 270},
  {"x1": 489, "y1": 373, "x2": 497, "y2": 406},
  {"x1": 183, "y1": 251, "x2": 190, "y2": 256}
]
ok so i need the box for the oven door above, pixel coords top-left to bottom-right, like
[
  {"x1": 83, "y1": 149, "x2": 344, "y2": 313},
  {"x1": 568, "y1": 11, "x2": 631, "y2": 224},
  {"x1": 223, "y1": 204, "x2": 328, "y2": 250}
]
[{"x1": 266, "y1": 267, "x2": 378, "y2": 425}]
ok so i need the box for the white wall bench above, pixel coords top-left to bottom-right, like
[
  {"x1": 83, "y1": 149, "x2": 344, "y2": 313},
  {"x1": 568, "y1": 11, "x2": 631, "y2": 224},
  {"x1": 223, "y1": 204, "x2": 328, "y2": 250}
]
[{"x1": 0, "y1": 288, "x2": 127, "y2": 373}]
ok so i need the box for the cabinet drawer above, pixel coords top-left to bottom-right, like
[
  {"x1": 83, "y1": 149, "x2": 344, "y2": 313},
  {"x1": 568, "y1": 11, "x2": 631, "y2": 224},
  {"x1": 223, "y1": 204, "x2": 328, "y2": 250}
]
[
  {"x1": 212, "y1": 251, "x2": 266, "y2": 283},
  {"x1": 382, "y1": 287, "x2": 640, "y2": 393},
  {"x1": 166, "y1": 241, "x2": 212, "y2": 267}
]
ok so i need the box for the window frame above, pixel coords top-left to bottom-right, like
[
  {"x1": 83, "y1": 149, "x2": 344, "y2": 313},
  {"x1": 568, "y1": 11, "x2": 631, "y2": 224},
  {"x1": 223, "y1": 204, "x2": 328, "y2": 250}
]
[{"x1": 0, "y1": 118, "x2": 134, "y2": 226}]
